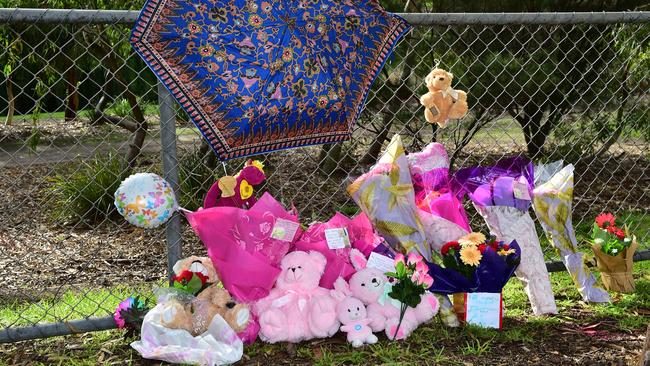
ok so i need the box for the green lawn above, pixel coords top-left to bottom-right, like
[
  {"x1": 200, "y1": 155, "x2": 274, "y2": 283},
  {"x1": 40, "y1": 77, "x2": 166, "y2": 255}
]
[{"x1": 1, "y1": 261, "x2": 648, "y2": 365}]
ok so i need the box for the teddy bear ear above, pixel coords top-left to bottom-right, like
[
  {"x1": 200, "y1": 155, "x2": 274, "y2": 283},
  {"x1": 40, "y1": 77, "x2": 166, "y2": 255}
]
[
  {"x1": 308, "y1": 251, "x2": 327, "y2": 275},
  {"x1": 447, "y1": 71, "x2": 454, "y2": 80},
  {"x1": 172, "y1": 256, "x2": 195, "y2": 274},
  {"x1": 425, "y1": 72, "x2": 433, "y2": 85},
  {"x1": 349, "y1": 249, "x2": 367, "y2": 270}
]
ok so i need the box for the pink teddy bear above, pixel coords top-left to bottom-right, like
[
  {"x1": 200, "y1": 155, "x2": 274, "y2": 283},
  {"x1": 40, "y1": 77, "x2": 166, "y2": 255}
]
[
  {"x1": 348, "y1": 249, "x2": 439, "y2": 340},
  {"x1": 331, "y1": 277, "x2": 378, "y2": 347},
  {"x1": 254, "y1": 251, "x2": 340, "y2": 343}
]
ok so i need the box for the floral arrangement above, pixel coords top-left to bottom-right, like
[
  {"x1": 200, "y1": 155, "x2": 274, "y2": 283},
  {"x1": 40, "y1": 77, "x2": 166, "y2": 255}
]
[
  {"x1": 114, "y1": 296, "x2": 149, "y2": 337},
  {"x1": 385, "y1": 252, "x2": 434, "y2": 339},
  {"x1": 591, "y1": 212, "x2": 638, "y2": 293},
  {"x1": 427, "y1": 232, "x2": 521, "y2": 295},
  {"x1": 172, "y1": 269, "x2": 210, "y2": 295},
  {"x1": 592, "y1": 213, "x2": 632, "y2": 256},
  {"x1": 440, "y1": 232, "x2": 517, "y2": 279}
]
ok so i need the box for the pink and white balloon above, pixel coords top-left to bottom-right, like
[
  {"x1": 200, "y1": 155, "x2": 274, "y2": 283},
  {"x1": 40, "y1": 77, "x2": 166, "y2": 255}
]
[{"x1": 114, "y1": 173, "x2": 178, "y2": 228}]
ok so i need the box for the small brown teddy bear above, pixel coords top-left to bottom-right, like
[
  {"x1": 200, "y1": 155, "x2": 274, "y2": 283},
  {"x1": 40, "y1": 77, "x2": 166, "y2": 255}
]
[
  {"x1": 419, "y1": 68, "x2": 468, "y2": 128},
  {"x1": 172, "y1": 255, "x2": 219, "y2": 283},
  {"x1": 190, "y1": 284, "x2": 251, "y2": 335},
  {"x1": 159, "y1": 256, "x2": 251, "y2": 336},
  {"x1": 159, "y1": 284, "x2": 251, "y2": 336}
]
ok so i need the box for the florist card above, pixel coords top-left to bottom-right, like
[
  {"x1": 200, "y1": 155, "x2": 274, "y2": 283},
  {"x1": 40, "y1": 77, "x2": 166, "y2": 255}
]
[{"x1": 464, "y1": 292, "x2": 502, "y2": 329}]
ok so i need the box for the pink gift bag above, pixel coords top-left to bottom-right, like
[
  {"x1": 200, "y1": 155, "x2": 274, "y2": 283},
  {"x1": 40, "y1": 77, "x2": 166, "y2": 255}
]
[{"x1": 185, "y1": 193, "x2": 301, "y2": 303}]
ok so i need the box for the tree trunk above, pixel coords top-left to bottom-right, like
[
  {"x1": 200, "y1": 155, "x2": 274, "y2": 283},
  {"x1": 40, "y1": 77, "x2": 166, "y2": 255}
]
[
  {"x1": 105, "y1": 53, "x2": 148, "y2": 168},
  {"x1": 319, "y1": 143, "x2": 342, "y2": 175},
  {"x1": 513, "y1": 106, "x2": 548, "y2": 159},
  {"x1": 4, "y1": 74, "x2": 14, "y2": 126},
  {"x1": 64, "y1": 64, "x2": 79, "y2": 121},
  {"x1": 361, "y1": 114, "x2": 392, "y2": 165}
]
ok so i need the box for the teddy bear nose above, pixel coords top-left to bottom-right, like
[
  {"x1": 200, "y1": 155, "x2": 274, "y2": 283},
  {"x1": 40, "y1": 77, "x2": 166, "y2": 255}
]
[
  {"x1": 371, "y1": 278, "x2": 378, "y2": 283},
  {"x1": 439, "y1": 77, "x2": 444, "y2": 80},
  {"x1": 226, "y1": 301, "x2": 236, "y2": 309},
  {"x1": 291, "y1": 267, "x2": 296, "y2": 272}
]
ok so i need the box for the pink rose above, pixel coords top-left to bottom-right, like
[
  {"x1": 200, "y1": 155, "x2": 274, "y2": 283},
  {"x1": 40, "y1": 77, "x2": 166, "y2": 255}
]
[
  {"x1": 394, "y1": 253, "x2": 405, "y2": 266},
  {"x1": 415, "y1": 261, "x2": 428, "y2": 275},
  {"x1": 407, "y1": 252, "x2": 423, "y2": 265}
]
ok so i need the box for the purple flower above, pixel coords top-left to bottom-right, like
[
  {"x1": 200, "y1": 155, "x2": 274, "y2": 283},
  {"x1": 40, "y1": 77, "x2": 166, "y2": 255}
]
[{"x1": 113, "y1": 297, "x2": 135, "y2": 329}]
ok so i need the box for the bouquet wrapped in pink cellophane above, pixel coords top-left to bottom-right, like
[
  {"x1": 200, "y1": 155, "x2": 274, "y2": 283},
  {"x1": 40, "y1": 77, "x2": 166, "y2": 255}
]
[
  {"x1": 407, "y1": 143, "x2": 471, "y2": 253},
  {"x1": 294, "y1": 212, "x2": 383, "y2": 289},
  {"x1": 185, "y1": 192, "x2": 301, "y2": 303}
]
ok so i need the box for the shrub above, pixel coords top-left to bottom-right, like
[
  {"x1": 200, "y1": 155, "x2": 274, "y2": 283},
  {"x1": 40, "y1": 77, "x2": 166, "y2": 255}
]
[{"x1": 48, "y1": 151, "x2": 127, "y2": 226}]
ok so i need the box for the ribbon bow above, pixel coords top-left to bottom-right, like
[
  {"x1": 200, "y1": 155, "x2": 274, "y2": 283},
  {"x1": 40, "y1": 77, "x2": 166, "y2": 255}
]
[{"x1": 377, "y1": 282, "x2": 402, "y2": 308}]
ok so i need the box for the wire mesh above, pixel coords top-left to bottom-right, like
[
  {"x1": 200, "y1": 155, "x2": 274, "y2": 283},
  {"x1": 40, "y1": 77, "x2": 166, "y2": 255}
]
[{"x1": 0, "y1": 10, "x2": 647, "y2": 341}]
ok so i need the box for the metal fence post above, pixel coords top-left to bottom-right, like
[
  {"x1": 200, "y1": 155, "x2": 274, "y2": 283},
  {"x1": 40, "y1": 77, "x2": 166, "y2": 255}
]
[{"x1": 158, "y1": 81, "x2": 182, "y2": 283}]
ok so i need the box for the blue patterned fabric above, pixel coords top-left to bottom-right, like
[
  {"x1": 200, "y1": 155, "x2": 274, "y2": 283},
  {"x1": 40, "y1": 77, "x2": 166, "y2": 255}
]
[{"x1": 131, "y1": 0, "x2": 410, "y2": 160}]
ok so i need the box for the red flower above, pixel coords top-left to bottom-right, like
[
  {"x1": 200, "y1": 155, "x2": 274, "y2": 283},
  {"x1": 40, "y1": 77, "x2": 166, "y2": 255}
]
[
  {"x1": 606, "y1": 225, "x2": 618, "y2": 234},
  {"x1": 441, "y1": 241, "x2": 460, "y2": 256},
  {"x1": 502, "y1": 243, "x2": 510, "y2": 251},
  {"x1": 478, "y1": 244, "x2": 487, "y2": 253},
  {"x1": 488, "y1": 241, "x2": 499, "y2": 251},
  {"x1": 614, "y1": 228, "x2": 626, "y2": 240},
  {"x1": 595, "y1": 212, "x2": 616, "y2": 229},
  {"x1": 172, "y1": 270, "x2": 193, "y2": 284}
]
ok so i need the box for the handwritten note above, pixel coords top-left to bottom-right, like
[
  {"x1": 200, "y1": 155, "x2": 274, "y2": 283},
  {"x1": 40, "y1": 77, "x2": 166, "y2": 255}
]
[
  {"x1": 324, "y1": 228, "x2": 351, "y2": 249},
  {"x1": 271, "y1": 218, "x2": 299, "y2": 242},
  {"x1": 464, "y1": 292, "x2": 502, "y2": 329},
  {"x1": 366, "y1": 252, "x2": 396, "y2": 274}
]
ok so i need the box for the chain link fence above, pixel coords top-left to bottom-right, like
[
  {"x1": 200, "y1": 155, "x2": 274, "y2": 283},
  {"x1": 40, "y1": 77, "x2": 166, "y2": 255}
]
[{"x1": 0, "y1": 9, "x2": 648, "y2": 342}]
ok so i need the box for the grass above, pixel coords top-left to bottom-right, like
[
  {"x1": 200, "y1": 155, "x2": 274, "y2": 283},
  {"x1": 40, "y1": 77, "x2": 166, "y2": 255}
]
[
  {"x1": 1, "y1": 103, "x2": 159, "y2": 123},
  {"x1": 0, "y1": 285, "x2": 155, "y2": 328},
  {"x1": 1, "y1": 261, "x2": 648, "y2": 365}
]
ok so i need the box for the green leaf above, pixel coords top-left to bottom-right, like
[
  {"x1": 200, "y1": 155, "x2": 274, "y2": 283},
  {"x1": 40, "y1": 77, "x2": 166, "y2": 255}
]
[
  {"x1": 187, "y1": 274, "x2": 204, "y2": 295},
  {"x1": 396, "y1": 261, "x2": 406, "y2": 277},
  {"x1": 3, "y1": 64, "x2": 11, "y2": 76},
  {"x1": 374, "y1": 220, "x2": 417, "y2": 238}
]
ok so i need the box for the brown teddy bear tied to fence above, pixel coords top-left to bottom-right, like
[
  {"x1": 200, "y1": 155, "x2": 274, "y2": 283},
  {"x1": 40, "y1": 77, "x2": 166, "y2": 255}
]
[{"x1": 419, "y1": 68, "x2": 468, "y2": 128}]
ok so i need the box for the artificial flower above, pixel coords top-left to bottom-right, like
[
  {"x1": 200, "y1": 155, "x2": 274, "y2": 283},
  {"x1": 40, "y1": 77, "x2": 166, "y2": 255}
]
[
  {"x1": 411, "y1": 271, "x2": 434, "y2": 288},
  {"x1": 478, "y1": 244, "x2": 487, "y2": 254},
  {"x1": 394, "y1": 253, "x2": 405, "y2": 266},
  {"x1": 613, "y1": 228, "x2": 626, "y2": 241},
  {"x1": 458, "y1": 232, "x2": 486, "y2": 247},
  {"x1": 595, "y1": 212, "x2": 616, "y2": 229},
  {"x1": 415, "y1": 261, "x2": 429, "y2": 275},
  {"x1": 497, "y1": 248, "x2": 516, "y2": 256},
  {"x1": 114, "y1": 296, "x2": 148, "y2": 331},
  {"x1": 488, "y1": 241, "x2": 499, "y2": 252},
  {"x1": 407, "y1": 252, "x2": 423, "y2": 265},
  {"x1": 460, "y1": 246, "x2": 482, "y2": 266},
  {"x1": 240, "y1": 179, "x2": 254, "y2": 200},
  {"x1": 114, "y1": 298, "x2": 132, "y2": 329},
  {"x1": 172, "y1": 270, "x2": 193, "y2": 284},
  {"x1": 440, "y1": 241, "x2": 460, "y2": 256}
]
